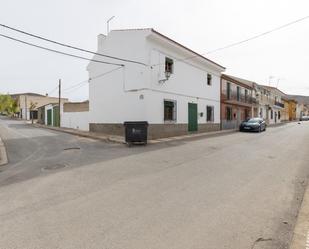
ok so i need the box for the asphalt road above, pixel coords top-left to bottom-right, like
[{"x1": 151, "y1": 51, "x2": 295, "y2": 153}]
[{"x1": 0, "y1": 117, "x2": 309, "y2": 249}]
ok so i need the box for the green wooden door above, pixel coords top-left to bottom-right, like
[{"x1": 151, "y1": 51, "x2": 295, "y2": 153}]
[
  {"x1": 188, "y1": 103, "x2": 198, "y2": 132},
  {"x1": 47, "y1": 109, "x2": 52, "y2": 126},
  {"x1": 53, "y1": 106, "x2": 59, "y2": 127}
]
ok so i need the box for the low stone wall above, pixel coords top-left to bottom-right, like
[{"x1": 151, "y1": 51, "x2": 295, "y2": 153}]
[
  {"x1": 221, "y1": 120, "x2": 239, "y2": 130},
  {"x1": 90, "y1": 123, "x2": 220, "y2": 139},
  {"x1": 63, "y1": 101, "x2": 89, "y2": 112},
  {"x1": 149, "y1": 123, "x2": 220, "y2": 139},
  {"x1": 90, "y1": 123, "x2": 125, "y2": 136}
]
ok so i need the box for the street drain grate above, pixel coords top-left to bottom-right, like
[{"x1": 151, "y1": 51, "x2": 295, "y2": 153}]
[{"x1": 42, "y1": 163, "x2": 67, "y2": 171}]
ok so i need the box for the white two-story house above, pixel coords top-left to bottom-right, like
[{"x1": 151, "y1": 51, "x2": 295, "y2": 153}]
[{"x1": 87, "y1": 29, "x2": 225, "y2": 139}]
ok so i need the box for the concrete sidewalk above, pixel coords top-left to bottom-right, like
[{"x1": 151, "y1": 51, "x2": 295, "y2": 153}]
[
  {"x1": 33, "y1": 124, "x2": 237, "y2": 145},
  {"x1": 33, "y1": 124, "x2": 126, "y2": 144},
  {"x1": 0, "y1": 136, "x2": 8, "y2": 166},
  {"x1": 290, "y1": 184, "x2": 309, "y2": 249}
]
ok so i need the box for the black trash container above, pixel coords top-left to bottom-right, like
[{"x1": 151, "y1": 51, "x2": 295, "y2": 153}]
[{"x1": 123, "y1": 121, "x2": 148, "y2": 145}]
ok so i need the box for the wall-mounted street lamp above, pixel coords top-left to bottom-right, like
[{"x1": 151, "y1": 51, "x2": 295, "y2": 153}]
[{"x1": 159, "y1": 71, "x2": 172, "y2": 84}]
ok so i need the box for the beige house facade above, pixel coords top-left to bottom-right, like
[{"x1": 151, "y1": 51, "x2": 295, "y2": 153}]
[{"x1": 11, "y1": 93, "x2": 68, "y2": 120}]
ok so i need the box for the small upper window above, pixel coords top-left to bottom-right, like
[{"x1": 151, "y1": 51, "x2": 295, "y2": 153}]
[
  {"x1": 165, "y1": 57, "x2": 174, "y2": 74},
  {"x1": 236, "y1": 86, "x2": 240, "y2": 101},
  {"x1": 207, "y1": 74, "x2": 212, "y2": 86},
  {"x1": 245, "y1": 89, "x2": 248, "y2": 102},
  {"x1": 227, "y1": 82, "x2": 231, "y2": 100}
]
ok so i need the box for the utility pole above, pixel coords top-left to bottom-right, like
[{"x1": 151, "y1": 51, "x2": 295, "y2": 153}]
[
  {"x1": 58, "y1": 79, "x2": 61, "y2": 127},
  {"x1": 24, "y1": 95, "x2": 27, "y2": 120}
]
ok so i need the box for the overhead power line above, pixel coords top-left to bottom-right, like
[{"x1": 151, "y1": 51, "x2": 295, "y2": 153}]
[
  {"x1": 151, "y1": 14, "x2": 309, "y2": 67},
  {"x1": 62, "y1": 79, "x2": 89, "y2": 93},
  {"x1": 47, "y1": 85, "x2": 59, "y2": 95},
  {"x1": 0, "y1": 24, "x2": 148, "y2": 66},
  {"x1": 63, "y1": 66, "x2": 124, "y2": 94},
  {"x1": 89, "y1": 66, "x2": 123, "y2": 81},
  {"x1": 2, "y1": 14, "x2": 308, "y2": 72},
  {"x1": 206, "y1": 14, "x2": 309, "y2": 54},
  {"x1": 63, "y1": 81, "x2": 88, "y2": 94},
  {"x1": 0, "y1": 33, "x2": 125, "y2": 67}
]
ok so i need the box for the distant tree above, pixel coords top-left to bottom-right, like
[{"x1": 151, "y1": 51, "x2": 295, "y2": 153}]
[
  {"x1": 0, "y1": 94, "x2": 18, "y2": 116},
  {"x1": 11, "y1": 99, "x2": 19, "y2": 115}
]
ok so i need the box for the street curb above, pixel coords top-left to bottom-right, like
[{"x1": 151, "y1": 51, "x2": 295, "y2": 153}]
[
  {"x1": 151, "y1": 129, "x2": 237, "y2": 144},
  {"x1": 32, "y1": 124, "x2": 237, "y2": 145},
  {"x1": 289, "y1": 185, "x2": 309, "y2": 249},
  {"x1": 31, "y1": 120, "x2": 295, "y2": 146},
  {"x1": 268, "y1": 122, "x2": 287, "y2": 128},
  {"x1": 32, "y1": 124, "x2": 124, "y2": 144},
  {"x1": 0, "y1": 136, "x2": 8, "y2": 166}
]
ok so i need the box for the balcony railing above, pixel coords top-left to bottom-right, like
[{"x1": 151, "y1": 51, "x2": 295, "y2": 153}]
[
  {"x1": 222, "y1": 92, "x2": 254, "y2": 104},
  {"x1": 274, "y1": 101, "x2": 284, "y2": 108}
]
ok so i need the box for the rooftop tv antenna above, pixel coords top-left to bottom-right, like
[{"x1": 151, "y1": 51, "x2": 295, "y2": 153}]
[{"x1": 107, "y1": 16, "x2": 115, "y2": 34}]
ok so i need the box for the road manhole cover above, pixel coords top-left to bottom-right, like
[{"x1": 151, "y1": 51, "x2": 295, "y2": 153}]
[{"x1": 42, "y1": 163, "x2": 67, "y2": 171}]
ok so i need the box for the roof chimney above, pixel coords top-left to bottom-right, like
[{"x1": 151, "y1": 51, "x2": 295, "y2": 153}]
[{"x1": 98, "y1": 34, "x2": 106, "y2": 50}]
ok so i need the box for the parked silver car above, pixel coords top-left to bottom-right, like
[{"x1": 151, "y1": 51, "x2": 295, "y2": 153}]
[{"x1": 300, "y1": 116, "x2": 309, "y2": 121}]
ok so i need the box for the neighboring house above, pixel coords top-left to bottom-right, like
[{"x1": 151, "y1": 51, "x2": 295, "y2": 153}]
[
  {"x1": 87, "y1": 29, "x2": 225, "y2": 139},
  {"x1": 281, "y1": 97, "x2": 290, "y2": 122},
  {"x1": 45, "y1": 103, "x2": 61, "y2": 127},
  {"x1": 61, "y1": 101, "x2": 89, "y2": 131},
  {"x1": 288, "y1": 95, "x2": 309, "y2": 119},
  {"x1": 37, "y1": 103, "x2": 63, "y2": 127},
  {"x1": 296, "y1": 103, "x2": 302, "y2": 120},
  {"x1": 37, "y1": 105, "x2": 45, "y2": 124},
  {"x1": 255, "y1": 85, "x2": 285, "y2": 125},
  {"x1": 255, "y1": 85, "x2": 271, "y2": 123},
  {"x1": 220, "y1": 74, "x2": 255, "y2": 130},
  {"x1": 10, "y1": 92, "x2": 68, "y2": 120},
  {"x1": 288, "y1": 99, "x2": 297, "y2": 121},
  {"x1": 295, "y1": 103, "x2": 309, "y2": 120}
]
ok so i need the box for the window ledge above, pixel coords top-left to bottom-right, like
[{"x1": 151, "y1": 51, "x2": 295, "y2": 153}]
[{"x1": 164, "y1": 120, "x2": 177, "y2": 124}]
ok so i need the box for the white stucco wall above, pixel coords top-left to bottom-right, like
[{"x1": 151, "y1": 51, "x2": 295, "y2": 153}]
[
  {"x1": 259, "y1": 105, "x2": 282, "y2": 124},
  {"x1": 61, "y1": 112, "x2": 89, "y2": 131},
  {"x1": 296, "y1": 104, "x2": 303, "y2": 120},
  {"x1": 87, "y1": 29, "x2": 224, "y2": 126},
  {"x1": 268, "y1": 109, "x2": 281, "y2": 124}
]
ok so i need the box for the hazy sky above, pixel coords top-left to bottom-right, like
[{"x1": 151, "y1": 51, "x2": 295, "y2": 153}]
[{"x1": 0, "y1": 0, "x2": 308, "y2": 101}]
